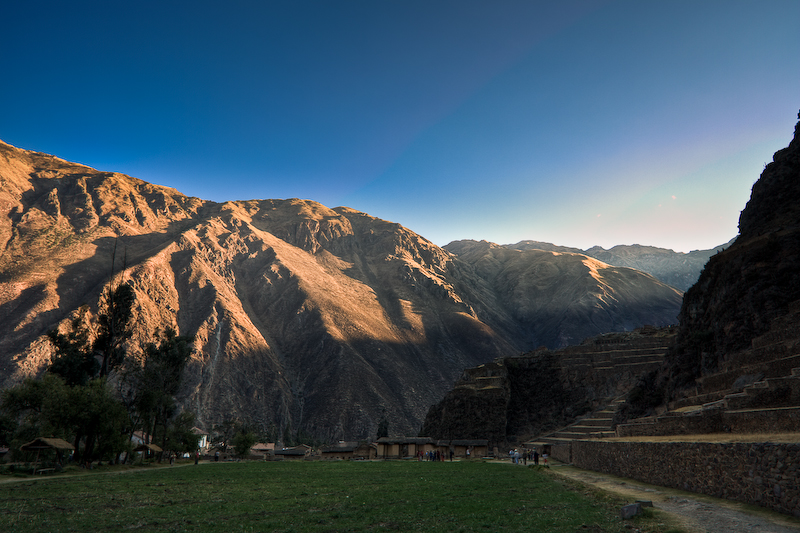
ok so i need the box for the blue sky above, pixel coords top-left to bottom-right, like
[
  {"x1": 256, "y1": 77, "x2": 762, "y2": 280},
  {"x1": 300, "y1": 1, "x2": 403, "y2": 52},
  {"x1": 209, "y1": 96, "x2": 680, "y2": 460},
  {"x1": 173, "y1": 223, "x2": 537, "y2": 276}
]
[{"x1": 2, "y1": 1, "x2": 798, "y2": 252}]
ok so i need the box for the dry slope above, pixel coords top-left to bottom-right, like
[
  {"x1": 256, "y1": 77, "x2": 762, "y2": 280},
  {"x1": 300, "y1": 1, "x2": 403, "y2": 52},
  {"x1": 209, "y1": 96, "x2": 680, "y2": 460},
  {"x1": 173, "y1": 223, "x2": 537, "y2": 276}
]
[{"x1": 0, "y1": 139, "x2": 683, "y2": 440}]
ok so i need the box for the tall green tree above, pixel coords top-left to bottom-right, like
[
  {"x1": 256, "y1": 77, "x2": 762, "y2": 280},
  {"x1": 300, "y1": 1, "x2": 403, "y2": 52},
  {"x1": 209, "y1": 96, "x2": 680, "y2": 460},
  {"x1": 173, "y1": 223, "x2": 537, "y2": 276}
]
[
  {"x1": 65, "y1": 378, "x2": 129, "y2": 463},
  {"x1": 231, "y1": 429, "x2": 258, "y2": 459},
  {"x1": 47, "y1": 306, "x2": 99, "y2": 387},
  {"x1": 165, "y1": 410, "x2": 200, "y2": 455},
  {"x1": 40, "y1": 261, "x2": 136, "y2": 462},
  {"x1": 96, "y1": 283, "x2": 135, "y2": 378},
  {"x1": 213, "y1": 419, "x2": 240, "y2": 452},
  {"x1": 0, "y1": 374, "x2": 71, "y2": 454},
  {"x1": 0, "y1": 374, "x2": 128, "y2": 463},
  {"x1": 0, "y1": 412, "x2": 15, "y2": 448},
  {"x1": 48, "y1": 281, "x2": 135, "y2": 385},
  {"x1": 133, "y1": 328, "x2": 194, "y2": 450},
  {"x1": 44, "y1": 278, "x2": 136, "y2": 462}
]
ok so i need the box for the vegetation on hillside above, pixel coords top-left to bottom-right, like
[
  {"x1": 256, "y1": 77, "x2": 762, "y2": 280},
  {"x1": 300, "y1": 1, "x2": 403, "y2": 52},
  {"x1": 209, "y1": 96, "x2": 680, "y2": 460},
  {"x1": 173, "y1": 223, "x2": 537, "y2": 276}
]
[{"x1": 0, "y1": 268, "x2": 196, "y2": 465}]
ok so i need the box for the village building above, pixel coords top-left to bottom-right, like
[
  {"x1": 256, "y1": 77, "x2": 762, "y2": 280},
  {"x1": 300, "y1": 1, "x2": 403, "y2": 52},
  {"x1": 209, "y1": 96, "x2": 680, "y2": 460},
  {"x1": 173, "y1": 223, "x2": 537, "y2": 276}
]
[
  {"x1": 191, "y1": 427, "x2": 210, "y2": 451},
  {"x1": 433, "y1": 440, "x2": 450, "y2": 458},
  {"x1": 450, "y1": 439, "x2": 489, "y2": 458},
  {"x1": 375, "y1": 437, "x2": 490, "y2": 460},
  {"x1": 251, "y1": 442, "x2": 275, "y2": 458},
  {"x1": 320, "y1": 441, "x2": 377, "y2": 460},
  {"x1": 131, "y1": 431, "x2": 149, "y2": 446},
  {"x1": 273, "y1": 444, "x2": 312, "y2": 460},
  {"x1": 376, "y1": 437, "x2": 435, "y2": 459}
]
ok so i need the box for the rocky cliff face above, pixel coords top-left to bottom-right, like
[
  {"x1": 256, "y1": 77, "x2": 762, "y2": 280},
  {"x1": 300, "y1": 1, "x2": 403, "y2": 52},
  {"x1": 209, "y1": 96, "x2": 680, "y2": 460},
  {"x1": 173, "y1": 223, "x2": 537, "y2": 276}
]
[
  {"x1": 615, "y1": 114, "x2": 800, "y2": 410},
  {"x1": 0, "y1": 139, "x2": 684, "y2": 441},
  {"x1": 667, "y1": 115, "x2": 800, "y2": 389}
]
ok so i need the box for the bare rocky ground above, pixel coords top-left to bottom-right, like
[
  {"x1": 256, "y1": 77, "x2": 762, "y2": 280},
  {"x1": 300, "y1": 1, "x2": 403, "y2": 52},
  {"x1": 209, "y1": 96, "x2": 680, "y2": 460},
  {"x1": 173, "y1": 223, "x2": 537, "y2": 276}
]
[{"x1": 548, "y1": 462, "x2": 800, "y2": 532}]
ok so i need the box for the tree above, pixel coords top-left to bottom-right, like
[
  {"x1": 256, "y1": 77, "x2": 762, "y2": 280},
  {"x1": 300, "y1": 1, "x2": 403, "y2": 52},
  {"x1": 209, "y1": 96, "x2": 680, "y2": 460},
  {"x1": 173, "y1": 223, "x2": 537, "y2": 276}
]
[
  {"x1": 213, "y1": 419, "x2": 240, "y2": 452},
  {"x1": 47, "y1": 306, "x2": 99, "y2": 387},
  {"x1": 0, "y1": 412, "x2": 15, "y2": 448},
  {"x1": 95, "y1": 283, "x2": 135, "y2": 377},
  {"x1": 0, "y1": 374, "x2": 128, "y2": 463},
  {"x1": 65, "y1": 378, "x2": 128, "y2": 463},
  {"x1": 376, "y1": 418, "x2": 389, "y2": 439},
  {"x1": 231, "y1": 429, "x2": 257, "y2": 459},
  {"x1": 165, "y1": 411, "x2": 200, "y2": 455},
  {"x1": 376, "y1": 407, "x2": 389, "y2": 439},
  {"x1": 44, "y1": 281, "x2": 136, "y2": 463},
  {"x1": 132, "y1": 328, "x2": 194, "y2": 450},
  {"x1": 96, "y1": 240, "x2": 135, "y2": 378},
  {"x1": 0, "y1": 374, "x2": 71, "y2": 458},
  {"x1": 41, "y1": 263, "x2": 136, "y2": 462},
  {"x1": 48, "y1": 279, "x2": 136, "y2": 385}
]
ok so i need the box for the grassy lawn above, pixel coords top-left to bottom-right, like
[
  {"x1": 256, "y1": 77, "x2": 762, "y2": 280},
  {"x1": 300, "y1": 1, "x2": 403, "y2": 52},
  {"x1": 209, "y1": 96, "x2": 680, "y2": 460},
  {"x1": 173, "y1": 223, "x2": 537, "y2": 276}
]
[{"x1": 1, "y1": 460, "x2": 670, "y2": 532}]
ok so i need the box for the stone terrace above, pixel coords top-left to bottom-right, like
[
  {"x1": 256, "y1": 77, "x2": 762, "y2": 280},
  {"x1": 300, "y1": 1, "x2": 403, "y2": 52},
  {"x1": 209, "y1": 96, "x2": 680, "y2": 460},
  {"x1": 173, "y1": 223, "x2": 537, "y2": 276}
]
[
  {"x1": 532, "y1": 329, "x2": 676, "y2": 447},
  {"x1": 541, "y1": 303, "x2": 800, "y2": 517},
  {"x1": 616, "y1": 302, "x2": 800, "y2": 438}
]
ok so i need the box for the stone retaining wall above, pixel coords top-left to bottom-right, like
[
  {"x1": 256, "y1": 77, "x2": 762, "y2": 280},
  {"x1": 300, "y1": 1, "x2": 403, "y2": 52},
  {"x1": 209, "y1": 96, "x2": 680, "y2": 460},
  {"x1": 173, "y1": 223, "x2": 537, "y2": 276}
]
[
  {"x1": 550, "y1": 442, "x2": 571, "y2": 463},
  {"x1": 616, "y1": 407, "x2": 800, "y2": 437},
  {"x1": 569, "y1": 439, "x2": 800, "y2": 516}
]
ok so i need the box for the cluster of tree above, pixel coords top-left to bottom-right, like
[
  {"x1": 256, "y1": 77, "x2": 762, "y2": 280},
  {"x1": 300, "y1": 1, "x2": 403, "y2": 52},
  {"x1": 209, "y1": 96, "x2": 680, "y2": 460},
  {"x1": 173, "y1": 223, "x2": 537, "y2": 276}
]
[
  {"x1": 0, "y1": 278, "x2": 198, "y2": 465},
  {"x1": 206, "y1": 419, "x2": 329, "y2": 458},
  {"x1": 211, "y1": 419, "x2": 259, "y2": 459}
]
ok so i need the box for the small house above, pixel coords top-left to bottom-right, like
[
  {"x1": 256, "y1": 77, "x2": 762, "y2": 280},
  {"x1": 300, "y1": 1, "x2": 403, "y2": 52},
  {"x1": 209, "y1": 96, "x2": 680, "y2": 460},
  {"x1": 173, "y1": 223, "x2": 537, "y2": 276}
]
[
  {"x1": 251, "y1": 442, "x2": 275, "y2": 458},
  {"x1": 191, "y1": 427, "x2": 210, "y2": 451},
  {"x1": 274, "y1": 444, "x2": 312, "y2": 460},
  {"x1": 321, "y1": 441, "x2": 377, "y2": 460},
  {"x1": 376, "y1": 437, "x2": 434, "y2": 459},
  {"x1": 320, "y1": 441, "x2": 359, "y2": 460}
]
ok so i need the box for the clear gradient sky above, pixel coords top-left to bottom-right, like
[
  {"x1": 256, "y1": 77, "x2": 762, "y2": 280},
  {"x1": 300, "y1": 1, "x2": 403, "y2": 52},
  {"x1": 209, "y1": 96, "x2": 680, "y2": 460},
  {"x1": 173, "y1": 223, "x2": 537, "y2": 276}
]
[{"x1": 3, "y1": 1, "x2": 798, "y2": 252}]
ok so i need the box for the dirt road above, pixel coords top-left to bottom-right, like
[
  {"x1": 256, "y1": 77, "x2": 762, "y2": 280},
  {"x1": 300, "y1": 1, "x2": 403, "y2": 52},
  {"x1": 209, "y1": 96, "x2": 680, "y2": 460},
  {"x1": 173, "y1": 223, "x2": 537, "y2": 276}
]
[{"x1": 548, "y1": 463, "x2": 800, "y2": 533}]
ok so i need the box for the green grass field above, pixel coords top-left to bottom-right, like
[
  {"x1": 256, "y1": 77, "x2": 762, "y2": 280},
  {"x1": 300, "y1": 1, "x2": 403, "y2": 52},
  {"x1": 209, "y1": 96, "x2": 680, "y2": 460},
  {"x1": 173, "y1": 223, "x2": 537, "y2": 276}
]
[{"x1": 1, "y1": 460, "x2": 670, "y2": 532}]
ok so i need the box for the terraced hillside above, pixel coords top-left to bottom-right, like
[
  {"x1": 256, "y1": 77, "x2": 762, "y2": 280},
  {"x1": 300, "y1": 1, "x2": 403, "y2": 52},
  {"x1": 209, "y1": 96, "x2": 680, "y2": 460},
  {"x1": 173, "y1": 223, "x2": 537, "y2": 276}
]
[
  {"x1": 420, "y1": 327, "x2": 676, "y2": 446},
  {"x1": 617, "y1": 301, "x2": 800, "y2": 437}
]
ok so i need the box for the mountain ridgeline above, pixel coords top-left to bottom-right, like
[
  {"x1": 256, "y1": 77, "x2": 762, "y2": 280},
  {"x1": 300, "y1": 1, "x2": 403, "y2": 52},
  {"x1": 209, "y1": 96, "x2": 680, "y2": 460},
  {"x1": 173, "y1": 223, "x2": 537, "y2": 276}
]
[
  {"x1": 0, "y1": 139, "x2": 696, "y2": 441},
  {"x1": 506, "y1": 240, "x2": 732, "y2": 292}
]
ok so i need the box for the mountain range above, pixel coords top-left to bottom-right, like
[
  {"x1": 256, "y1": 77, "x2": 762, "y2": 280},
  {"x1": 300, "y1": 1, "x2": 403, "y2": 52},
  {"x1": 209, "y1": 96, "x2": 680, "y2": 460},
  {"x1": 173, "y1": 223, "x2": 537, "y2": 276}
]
[
  {"x1": 0, "y1": 139, "x2": 714, "y2": 441},
  {"x1": 505, "y1": 240, "x2": 732, "y2": 292}
]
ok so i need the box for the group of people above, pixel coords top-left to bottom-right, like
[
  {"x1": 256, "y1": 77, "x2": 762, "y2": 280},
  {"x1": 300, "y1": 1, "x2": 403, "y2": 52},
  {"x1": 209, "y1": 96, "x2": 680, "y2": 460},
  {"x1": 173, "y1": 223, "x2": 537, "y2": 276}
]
[
  {"x1": 419, "y1": 449, "x2": 451, "y2": 461},
  {"x1": 509, "y1": 448, "x2": 545, "y2": 465}
]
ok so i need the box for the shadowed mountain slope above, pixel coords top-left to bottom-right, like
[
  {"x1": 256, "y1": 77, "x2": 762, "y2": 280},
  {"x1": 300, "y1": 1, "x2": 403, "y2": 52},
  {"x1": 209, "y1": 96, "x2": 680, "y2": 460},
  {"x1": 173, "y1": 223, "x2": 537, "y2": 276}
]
[
  {"x1": 445, "y1": 240, "x2": 682, "y2": 349},
  {"x1": 0, "y1": 139, "x2": 682, "y2": 441}
]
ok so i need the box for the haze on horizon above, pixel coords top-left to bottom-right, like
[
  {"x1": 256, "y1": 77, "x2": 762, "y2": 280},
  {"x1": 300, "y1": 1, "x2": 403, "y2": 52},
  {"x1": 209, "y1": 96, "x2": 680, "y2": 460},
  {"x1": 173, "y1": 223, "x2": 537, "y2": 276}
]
[{"x1": 2, "y1": 0, "x2": 798, "y2": 253}]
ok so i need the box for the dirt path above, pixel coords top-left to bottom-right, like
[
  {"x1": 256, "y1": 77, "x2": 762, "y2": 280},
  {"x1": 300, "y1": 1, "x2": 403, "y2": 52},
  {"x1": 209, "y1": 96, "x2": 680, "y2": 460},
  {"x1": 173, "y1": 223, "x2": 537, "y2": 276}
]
[
  {"x1": 0, "y1": 460, "x2": 202, "y2": 484},
  {"x1": 547, "y1": 462, "x2": 800, "y2": 532}
]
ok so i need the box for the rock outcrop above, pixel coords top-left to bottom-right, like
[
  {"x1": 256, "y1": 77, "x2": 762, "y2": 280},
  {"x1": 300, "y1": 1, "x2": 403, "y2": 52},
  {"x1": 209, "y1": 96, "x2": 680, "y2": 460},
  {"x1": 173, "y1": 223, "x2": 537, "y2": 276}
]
[
  {"x1": 607, "y1": 112, "x2": 800, "y2": 421},
  {"x1": 664, "y1": 114, "x2": 800, "y2": 396}
]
